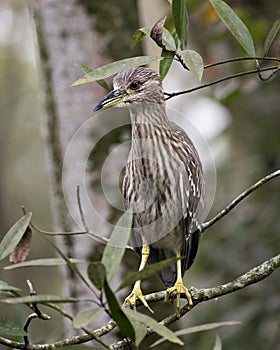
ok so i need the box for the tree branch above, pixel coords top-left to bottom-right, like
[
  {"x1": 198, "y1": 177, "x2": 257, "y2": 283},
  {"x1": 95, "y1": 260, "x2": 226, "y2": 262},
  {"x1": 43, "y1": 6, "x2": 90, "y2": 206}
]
[
  {"x1": 202, "y1": 169, "x2": 280, "y2": 231},
  {"x1": 110, "y1": 253, "x2": 280, "y2": 349},
  {"x1": 1, "y1": 253, "x2": 279, "y2": 349}
]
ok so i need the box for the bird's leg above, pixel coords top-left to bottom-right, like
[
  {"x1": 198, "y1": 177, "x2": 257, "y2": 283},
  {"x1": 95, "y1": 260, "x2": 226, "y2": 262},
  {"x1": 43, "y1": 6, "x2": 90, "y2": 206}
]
[
  {"x1": 123, "y1": 243, "x2": 153, "y2": 313},
  {"x1": 164, "y1": 250, "x2": 193, "y2": 317}
]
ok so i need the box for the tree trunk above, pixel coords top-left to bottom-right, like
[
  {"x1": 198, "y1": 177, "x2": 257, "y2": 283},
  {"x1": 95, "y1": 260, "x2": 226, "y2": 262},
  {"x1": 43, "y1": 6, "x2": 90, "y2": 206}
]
[
  {"x1": 31, "y1": 0, "x2": 142, "y2": 334},
  {"x1": 32, "y1": 0, "x2": 113, "y2": 330}
]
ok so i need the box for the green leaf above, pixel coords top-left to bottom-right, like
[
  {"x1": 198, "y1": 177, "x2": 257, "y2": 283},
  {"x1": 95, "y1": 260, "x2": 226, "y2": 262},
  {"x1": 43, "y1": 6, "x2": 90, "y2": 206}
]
[
  {"x1": 159, "y1": 48, "x2": 175, "y2": 79},
  {"x1": 117, "y1": 256, "x2": 179, "y2": 291},
  {"x1": 172, "y1": 0, "x2": 189, "y2": 50},
  {"x1": 103, "y1": 279, "x2": 135, "y2": 341},
  {"x1": 0, "y1": 317, "x2": 26, "y2": 336},
  {"x1": 72, "y1": 56, "x2": 162, "y2": 87},
  {"x1": 213, "y1": 334, "x2": 222, "y2": 350},
  {"x1": 162, "y1": 27, "x2": 177, "y2": 51},
  {"x1": 75, "y1": 63, "x2": 109, "y2": 90},
  {"x1": 0, "y1": 295, "x2": 82, "y2": 304},
  {"x1": 180, "y1": 50, "x2": 204, "y2": 82},
  {"x1": 151, "y1": 321, "x2": 241, "y2": 348},
  {"x1": 75, "y1": 63, "x2": 93, "y2": 74},
  {"x1": 73, "y1": 307, "x2": 104, "y2": 329},
  {"x1": 0, "y1": 281, "x2": 21, "y2": 293},
  {"x1": 210, "y1": 0, "x2": 255, "y2": 56},
  {"x1": 3, "y1": 258, "x2": 85, "y2": 270},
  {"x1": 87, "y1": 262, "x2": 106, "y2": 290},
  {"x1": 125, "y1": 313, "x2": 147, "y2": 347},
  {"x1": 96, "y1": 79, "x2": 110, "y2": 91},
  {"x1": 130, "y1": 27, "x2": 151, "y2": 49},
  {"x1": 0, "y1": 212, "x2": 32, "y2": 261},
  {"x1": 124, "y1": 309, "x2": 183, "y2": 346},
  {"x1": 101, "y1": 211, "x2": 132, "y2": 281},
  {"x1": 263, "y1": 20, "x2": 280, "y2": 56}
]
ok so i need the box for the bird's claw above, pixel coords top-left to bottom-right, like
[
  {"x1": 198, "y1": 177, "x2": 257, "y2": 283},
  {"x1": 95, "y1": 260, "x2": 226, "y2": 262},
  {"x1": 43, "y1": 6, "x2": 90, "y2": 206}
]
[
  {"x1": 123, "y1": 287, "x2": 154, "y2": 313},
  {"x1": 164, "y1": 279, "x2": 193, "y2": 317}
]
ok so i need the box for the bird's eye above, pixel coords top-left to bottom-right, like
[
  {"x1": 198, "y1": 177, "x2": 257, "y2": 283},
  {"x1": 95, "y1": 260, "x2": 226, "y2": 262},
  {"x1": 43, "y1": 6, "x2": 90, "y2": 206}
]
[{"x1": 129, "y1": 81, "x2": 141, "y2": 90}]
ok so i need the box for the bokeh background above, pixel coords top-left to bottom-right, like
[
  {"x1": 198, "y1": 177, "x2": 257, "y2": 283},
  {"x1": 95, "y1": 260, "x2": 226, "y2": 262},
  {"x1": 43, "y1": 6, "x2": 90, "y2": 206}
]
[{"x1": 0, "y1": 0, "x2": 279, "y2": 349}]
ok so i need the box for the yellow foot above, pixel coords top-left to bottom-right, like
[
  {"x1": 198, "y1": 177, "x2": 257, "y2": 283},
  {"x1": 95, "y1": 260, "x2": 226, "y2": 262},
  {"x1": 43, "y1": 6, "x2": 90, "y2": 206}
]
[
  {"x1": 123, "y1": 287, "x2": 154, "y2": 313},
  {"x1": 164, "y1": 279, "x2": 193, "y2": 317}
]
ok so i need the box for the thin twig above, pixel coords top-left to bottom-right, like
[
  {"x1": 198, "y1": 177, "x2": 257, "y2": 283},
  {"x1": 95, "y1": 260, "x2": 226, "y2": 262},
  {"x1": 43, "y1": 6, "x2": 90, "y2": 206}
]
[
  {"x1": 76, "y1": 185, "x2": 90, "y2": 232},
  {"x1": 202, "y1": 169, "x2": 280, "y2": 232},
  {"x1": 203, "y1": 56, "x2": 280, "y2": 69},
  {"x1": 164, "y1": 66, "x2": 279, "y2": 100},
  {"x1": 175, "y1": 54, "x2": 280, "y2": 70}
]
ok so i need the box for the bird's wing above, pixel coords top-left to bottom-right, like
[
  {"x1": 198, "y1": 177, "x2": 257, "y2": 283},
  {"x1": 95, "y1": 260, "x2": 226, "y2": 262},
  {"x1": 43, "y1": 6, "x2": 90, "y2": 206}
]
[{"x1": 170, "y1": 122, "x2": 205, "y2": 271}]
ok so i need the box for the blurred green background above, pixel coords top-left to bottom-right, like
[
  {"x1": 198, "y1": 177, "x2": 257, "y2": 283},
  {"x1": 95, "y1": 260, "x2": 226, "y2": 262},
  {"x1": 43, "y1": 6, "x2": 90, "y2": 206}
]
[{"x1": 0, "y1": 0, "x2": 279, "y2": 349}]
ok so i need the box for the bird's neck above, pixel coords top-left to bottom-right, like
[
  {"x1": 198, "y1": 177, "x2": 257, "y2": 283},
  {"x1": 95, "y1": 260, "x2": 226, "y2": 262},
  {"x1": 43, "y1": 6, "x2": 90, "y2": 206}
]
[
  {"x1": 128, "y1": 102, "x2": 171, "y2": 158},
  {"x1": 129, "y1": 102, "x2": 170, "y2": 137}
]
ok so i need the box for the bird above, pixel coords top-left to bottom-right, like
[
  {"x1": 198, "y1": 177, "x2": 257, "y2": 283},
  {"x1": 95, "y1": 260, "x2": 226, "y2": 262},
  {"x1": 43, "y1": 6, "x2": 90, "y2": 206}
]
[{"x1": 93, "y1": 66, "x2": 205, "y2": 316}]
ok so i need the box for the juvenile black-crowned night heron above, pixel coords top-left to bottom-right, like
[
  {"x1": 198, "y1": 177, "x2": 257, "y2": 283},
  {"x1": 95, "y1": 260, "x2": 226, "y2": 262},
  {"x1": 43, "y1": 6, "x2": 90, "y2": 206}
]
[{"x1": 94, "y1": 66, "x2": 205, "y2": 316}]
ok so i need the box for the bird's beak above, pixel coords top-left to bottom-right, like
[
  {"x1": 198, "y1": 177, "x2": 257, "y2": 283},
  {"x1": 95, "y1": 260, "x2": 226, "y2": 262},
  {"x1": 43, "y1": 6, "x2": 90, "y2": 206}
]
[{"x1": 93, "y1": 88, "x2": 127, "y2": 111}]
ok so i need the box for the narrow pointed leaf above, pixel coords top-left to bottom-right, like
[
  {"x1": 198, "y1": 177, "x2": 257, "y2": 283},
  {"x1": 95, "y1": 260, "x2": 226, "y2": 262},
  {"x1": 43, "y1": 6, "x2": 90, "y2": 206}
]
[
  {"x1": 0, "y1": 317, "x2": 27, "y2": 336},
  {"x1": 72, "y1": 56, "x2": 162, "y2": 86},
  {"x1": 130, "y1": 27, "x2": 151, "y2": 49},
  {"x1": 101, "y1": 211, "x2": 132, "y2": 281},
  {"x1": 0, "y1": 295, "x2": 81, "y2": 304},
  {"x1": 104, "y1": 279, "x2": 135, "y2": 341},
  {"x1": 151, "y1": 321, "x2": 241, "y2": 347},
  {"x1": 210, "y1": 0, "x2": 255, "y2": 56},
  {"x1": 124, "y1": 309, "x2": 183, "y2": 346},
  {"x1": 160, "y1": 48, "x2": 175, "y2": 79},
  {"x1": 263, "y1": 20, "x2": 280, "y2": 56},
  {"x1": 75, "y1": 63, "x2": 110, "y2": 91},
  {"x1": 0, "y1": 213, "x2": 32, "y2": 261},
  {"x1": 73, "y1": 307, "x2": 104, "y2": 329},
  {"x1": 172, "y1": 0, "x2": 189, "y2": 50},
  {"x1": 125, "y1": 314, "x2": 147, "y2": 347},
  {"x1": 0, "y1": 281, "x2": 21, "y2": 293},
  {"x1": 181, "y1": 50, "x2": 204, "y2": 82},
  {"x1": 213, "y1": 334, "x2": 222, "y2": 350},
  {"x1": 117, "y1": 256, "x2": 179, "y2": 291},
  {"x1": 87, "y1": 262, "x2": 106, "y2": 290},
  {"x1": 75, "y1": 63, "x2": 93, "y2": 74},
  {"x1": 3, "y1": 258, "x2": 85, "y2": 270}
]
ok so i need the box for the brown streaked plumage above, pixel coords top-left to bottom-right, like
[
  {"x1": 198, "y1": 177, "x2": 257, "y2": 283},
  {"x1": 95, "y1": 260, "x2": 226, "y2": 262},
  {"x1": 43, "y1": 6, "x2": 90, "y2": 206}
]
[{"x1": 94, "y1": 66, "x2": 205, "y2": 316}]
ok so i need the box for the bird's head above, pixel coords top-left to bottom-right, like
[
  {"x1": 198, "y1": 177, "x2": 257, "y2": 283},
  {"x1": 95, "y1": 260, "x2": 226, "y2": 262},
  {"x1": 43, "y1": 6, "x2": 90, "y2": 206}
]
[{"x1": 93, "y1": 67, "x2": 164, "y2": 111}]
